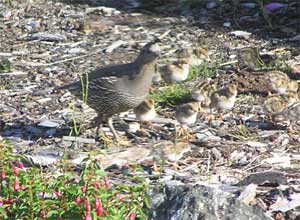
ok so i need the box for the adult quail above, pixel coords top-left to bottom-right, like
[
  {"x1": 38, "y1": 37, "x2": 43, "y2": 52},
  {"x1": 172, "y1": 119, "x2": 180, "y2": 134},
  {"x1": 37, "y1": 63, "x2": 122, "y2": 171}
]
[{"x1": 57, "y1": 41, "x2": 160, "y2": 140}]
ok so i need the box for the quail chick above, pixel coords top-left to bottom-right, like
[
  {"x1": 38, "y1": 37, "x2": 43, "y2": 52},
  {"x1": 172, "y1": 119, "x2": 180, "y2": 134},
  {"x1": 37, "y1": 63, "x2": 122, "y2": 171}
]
[
  {"x1": 177, "y1": 47, "x2": 208, "y2": 66},
  {"x1": 273, "y1": 102, "x2": 300, "y2": 133},
  {"x1": 134, "y1": 97, "x2": 156, "y2": 123},
  {"x1": 57, "y1": 41, "x2": 160, "y2": 140},
  {"x1": 191, "y1": 80, "x2": 217, "y2": 107},
  {"x1": 161, "y1": 59, "x2": 190, "y2": 83},
  {"x1": 209, "y1": 84, "x2": 238, "y2": 120},
  {"x1": 175, "y1": 102, "x2": 200, "y2": 139},
  {"x1": 151, "y1": 141, "x2": 191, "y2": 172},
  {"x1": 237, "y1": 47, "x2": 264, "y2": 70},
  {"x1": 267, "y1": 71, "x2": 298, "y2": 94},
  {"x1": 263, "y1": 91, "x2": 299, "y2": 120}
]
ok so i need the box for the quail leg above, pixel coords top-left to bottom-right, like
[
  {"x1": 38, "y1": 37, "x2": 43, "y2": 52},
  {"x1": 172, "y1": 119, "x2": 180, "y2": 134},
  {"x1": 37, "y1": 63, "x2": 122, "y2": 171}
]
[
  {"x1": 107, "y1": 117, "x2": 120, "y2": 140},
  {"x1": 92, "y1": 115, "x2": 104, "y2": 136},
  {"x1": 176, "y1": 125, "x2": 193, "y2": 140},
  {"x1": 152, "y1": 161, "x2": 160, "y2": 173},
  {"x1": 218, "y1": 112, "x2": 224, "y2": 121},
  {"x1": 208, "y1": 108, "x2": 215, "y2": 122}
]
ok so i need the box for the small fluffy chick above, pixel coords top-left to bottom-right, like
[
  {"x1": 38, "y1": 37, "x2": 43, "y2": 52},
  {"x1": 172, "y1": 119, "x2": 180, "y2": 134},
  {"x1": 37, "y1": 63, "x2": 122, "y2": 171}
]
[
  {"x1": 267, "y1": 71, "x2": 298, "y2": 94},
  {"x1": 175, "y1": 102, "x2": 200, "y2": 138},
  {"x1": 263, "y1": 92, "x2": 299, "y2": 118},
  {"x1": 192, "y1": 80, "x2": 217, "y2": 107},
  {"x1": 177, "y1": 47, "x2": 208, "y2": 66},
  {"x1": 134, "y1": 98, "x2": 156, "y2": 123},
  {"x1": 237, "y1": 47, "x2": 263, "y2": 70},
  {"x1": 209, "y1": 84, "x2": 238, "y2": 119},
  {"x1": 151, "y1": 141, "x2": 191, "y2": 171},
  {"x1": 273, "y1": 102, "x2": 300, "y2": 133},
  {"x1": 161, "y1": 59, "x2": 190, "y2": 83}
]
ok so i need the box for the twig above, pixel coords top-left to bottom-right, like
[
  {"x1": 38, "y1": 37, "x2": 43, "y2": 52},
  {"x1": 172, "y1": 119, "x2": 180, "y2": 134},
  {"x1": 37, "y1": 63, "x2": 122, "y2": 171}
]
[
  {"x1": 218, "y1": 60, "x2": 238, "y2": 67},
  {"x1": 15, "y1": 48, "x2": 103, "y2": 67}
]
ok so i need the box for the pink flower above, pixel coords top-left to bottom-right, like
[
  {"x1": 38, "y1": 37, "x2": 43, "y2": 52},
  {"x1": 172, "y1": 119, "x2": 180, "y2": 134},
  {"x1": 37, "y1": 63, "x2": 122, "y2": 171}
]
[
  {"x1": 54, "y1": 191, "x2": 62, "y2": 197},
  {"x1": 93, "y1": 183, "x2": 102, "y2": 189},
  {"x1": 41, "y1": 210, "x2": 46, "y2": 220},
  {"x1": 85, "y1": 197, "x2": 91, "y2": 212},
  {"x1": 85, "y1": 198, "x2": 92, "y2": 220},
  {"x1": 17, "y1": 159, "x2": 25, "y2": 169},
  {"x1": 103, "y1": 177, "x2": 110, "y2": 189},
  {"x1": 14, "y1": 177, "x2": 20, "y2": 192},
  {"x1": 95, "y1": 197, "x2": 104, "y2": 216},
  {"x1": 12, "y1": 164, "x2": 19, "y2": 176},
  {"x1": 1, "y1": 171, "x2": 6, "y2": 179},
  {"x1": 97, "y1": 206, "x2": 104, "y2": 217},
  {"x1": 76, "y1": 196, "x2": 82, "y2": 204},
  {"x1": 129, "y1": 211, "x2": 136, "y2": 220},
  {"x1": 85, "y1": 214, "x2": 92, "y2": 220},
  {"x1": 82, "y1": 184, "x2": 87, "y2": 193}
]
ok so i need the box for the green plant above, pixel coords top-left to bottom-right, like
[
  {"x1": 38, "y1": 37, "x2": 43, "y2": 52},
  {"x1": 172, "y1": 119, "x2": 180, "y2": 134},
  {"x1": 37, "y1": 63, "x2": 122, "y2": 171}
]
[
  {"x1": 227, "y1": 124, "x2": 258, "y2": 141},
  {"x1": 0, "y1": 141, "x2": 149, "y2": 219},
  {"x1": 69, "y1": 73, "x2": 89, "y2": 136},
  {"x1": 0, "y1": 59, "x2": 12, "y2": 73},
  {"x1": 150, "y1": 84, "x2": 191, "y2": 106},
  {"x1": 187, "y1": 61, "x2": 217, "y2": 81}
]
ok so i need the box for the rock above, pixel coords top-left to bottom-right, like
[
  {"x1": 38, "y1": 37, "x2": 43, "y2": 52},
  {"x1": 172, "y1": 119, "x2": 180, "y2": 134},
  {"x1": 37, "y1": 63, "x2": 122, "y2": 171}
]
[
  {"x1": 223, "y1": 21, "x2": 231, "y2": 27},
  {"x1": 125, "y1": 122, "x2": 141, "y2": 133},
  {"x1": 230, "y1": 30, "x2": 252, "y2": 39},
  {"x1": 237, "y1": 183, "x2": 257, "y2": 205},
  {"x1": 38, "y1": 119, "x2": 60, "y2": 128},
  {"x1": 27, "y1": 32, "x2": 67, "y2": 41},
  {"x1": 62, "y1": 136, "x2": 96, "y2": 144},
  {"x1": 237, "y1": 171, "x2": 287, "y2": 186},
  {"x1": 149, "y1": 184, "x2": 272, "y2": 220},
  {"x1": 65, "y1": 48, "x2": 86, "y2": 55},
  {"x1": 206, "y1": 2, "x2": 218, "y2": 9}
]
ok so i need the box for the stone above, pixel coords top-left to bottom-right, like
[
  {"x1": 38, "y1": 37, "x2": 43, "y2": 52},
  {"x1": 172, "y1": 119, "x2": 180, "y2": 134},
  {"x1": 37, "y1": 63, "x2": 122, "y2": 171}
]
[{"x1": 149, "y1": 184, "x2": 272, "y2": 220}]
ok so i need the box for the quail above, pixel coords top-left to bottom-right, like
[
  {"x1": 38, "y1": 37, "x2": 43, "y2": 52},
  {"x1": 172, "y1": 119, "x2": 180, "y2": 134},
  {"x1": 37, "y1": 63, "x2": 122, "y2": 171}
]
[
  {"x1": 191, "y1": 80, "x2": 217, "y2": 107},
  {"x1": 133, "y1": 97, "x2": 156, "y2": 123},
  {"x1": 151, "y1": 141, "x2": 191, "y2": 172},
  {"x1": 273, "y1": 102, "x2": 300, "y2": 133},
  {"x1": 237, "y1": 47, "x2": 264, "y2": 70},
  {"x1": 266, "y1": 70, "x2": 298, "y2": 95},
  {"x1": 263, "y1": 91, "x2": 299, "y2": 121},
  {"x1": 161, "y1": 59, "x2": 190, "y2": 83},
  {"x1": 175, "y1": 102, "x2": 200, "y2": 139},
  {"x1": 177, "y1": 47, "x2": 208, "y2": 66},
  {"x1": 57, "y1": 41, "x2": 160, "y2": 140},
  {"x1": 209, "y1": 84, "x2": 238, "y2": 120}
]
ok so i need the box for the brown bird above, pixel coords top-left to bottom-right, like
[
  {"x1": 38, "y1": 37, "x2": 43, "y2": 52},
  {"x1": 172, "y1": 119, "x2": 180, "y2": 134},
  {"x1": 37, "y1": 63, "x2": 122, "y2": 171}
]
[
  {"x1": 177, "y1": 47, "x2": 208, "y2": 66},
  {"x1": 273, "y1": 101, "x2": 300, "y2": 133},
  {"x1": 151, "y1": 141, "x2": 192, "y2": 172},
  {"x1": 266, "y1": 71, "x2": 298, "y2": 95},
  {"x1": 57, "y1": 41, "x2": 160, "y2": 140},
  {"x1": 175, "y1": 102, "x2": 200, "y2": 139},
  {"x1": 209, "y1": 84, "x2": 238, "y2": 120},
  {"x1": 191, "y1": 80, "x2": 217, "y2": 107},
  {"x1": 161, "y1": 59, "x2": 190, "y2": 83},
  {"x1": 263, "y1": 91, "x2": 299, "y2": 121},
  {"x1": 133, "y1": 97, "x2": 156, "y2": 123},
  {"x1": 237, "y1": 47, "x2": 264, "y2": 70}
]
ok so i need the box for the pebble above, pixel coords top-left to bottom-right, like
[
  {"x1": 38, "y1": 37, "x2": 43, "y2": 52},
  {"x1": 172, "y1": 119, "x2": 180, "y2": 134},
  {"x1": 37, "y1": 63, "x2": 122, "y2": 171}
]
[
  {"x1": 38, "y1": 119, "x2": 60, "y2": 128},
  {"x1": 126, "y1": 122, "x2": 141, "y2": 133},
  {"x1": 230, "y1": 30, "x2": 252, "y2": 39},
  {"x1": 223, "y1": 22, "x2": 231, "y2": 28},
  {"x1": 206, "y1": 2, "x2": 218, "y2": 9}
]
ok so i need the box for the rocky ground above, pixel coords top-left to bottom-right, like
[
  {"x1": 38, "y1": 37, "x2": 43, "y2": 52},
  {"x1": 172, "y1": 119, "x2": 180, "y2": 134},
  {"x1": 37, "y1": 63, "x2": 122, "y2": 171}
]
[{"x1": 0, "y1": 0, "x2": 300, "y2": 219}]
